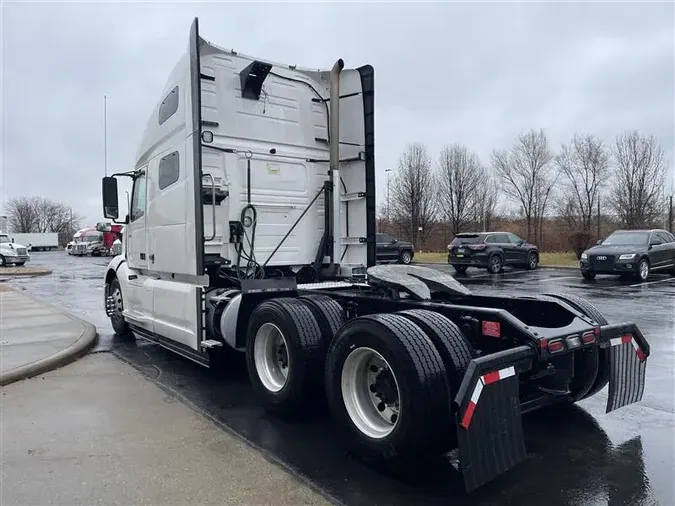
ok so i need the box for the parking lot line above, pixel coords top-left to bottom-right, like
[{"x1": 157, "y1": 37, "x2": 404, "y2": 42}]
[
  {"x1": 539, "y1": 276, "x2": 579, "y2": 283},
  {"x1": 629, "y1": 278, "x2": 675, "y2": 288}
]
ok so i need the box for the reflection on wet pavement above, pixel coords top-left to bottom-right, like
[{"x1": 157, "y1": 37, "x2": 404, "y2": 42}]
[{"x1": 4, "y1": 252, "x2": 674, "y2": 505}]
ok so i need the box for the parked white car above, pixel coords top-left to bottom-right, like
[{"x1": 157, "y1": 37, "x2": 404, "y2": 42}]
[{"x1": 0, "y1": 234, "x2": 30, "y2": 266}]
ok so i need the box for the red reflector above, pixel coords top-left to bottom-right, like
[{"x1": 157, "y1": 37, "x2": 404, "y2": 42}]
[
  {"x1": 621, "y1": 334, "x2": 632, "y2": 344},
  {"x1": 548, "y1": 339, "x2": 564, "y2": 352},
  {"x1": 594, "y1": 326, "x2": 601, "y2": 335},
  {"x1": 469, "y1": 244, "x2": 487, "y2": 250},
  {"x1": 482, "y1": 321, "x2": 501, "y2": 338},
  {"x1": 540, "y1": 338, "x2": 548, "y2": 350},
  {"x1": 582, "y1": 332, "x2": 595, "y2": 344}
]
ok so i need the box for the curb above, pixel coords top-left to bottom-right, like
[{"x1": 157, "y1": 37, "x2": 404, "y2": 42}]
[
  {"x1": 0, "y1": 289, "x2": 98, "y2": 386},
  {"x1": 0, "y1": 268, "x2": 52, "y2": 277}
]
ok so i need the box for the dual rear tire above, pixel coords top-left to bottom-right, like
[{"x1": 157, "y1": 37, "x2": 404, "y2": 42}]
[{"x1": 246, "y1": 297, "x2": 475, "y2": 460}]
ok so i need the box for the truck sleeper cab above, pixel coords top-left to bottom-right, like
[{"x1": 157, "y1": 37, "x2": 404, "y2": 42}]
[{"x1": 101, "y1": 18, "x2": 649, "y2": 493}]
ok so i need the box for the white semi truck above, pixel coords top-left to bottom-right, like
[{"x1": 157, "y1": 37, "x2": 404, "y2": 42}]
[{"x1": 101, "y1": 18, "x2": 650, "y2": 492}]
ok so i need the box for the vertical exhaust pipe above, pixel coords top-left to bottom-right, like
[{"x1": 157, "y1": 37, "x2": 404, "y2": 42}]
[{"x1": 329, "y1": 58, "x2": 344, "y2": 266}]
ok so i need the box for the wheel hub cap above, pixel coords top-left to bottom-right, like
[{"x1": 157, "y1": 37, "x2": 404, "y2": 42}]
[
  {"x1": 254, "y1": 323, "x2": 289, "y2": 393},
  {"x1": 341, "y1": 347, "x2": 400, "y2": 439}
]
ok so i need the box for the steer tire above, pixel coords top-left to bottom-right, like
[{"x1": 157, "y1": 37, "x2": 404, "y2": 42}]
[
  {"x1": 543, "y1": 292, "x2": 609, "y2": 400},
  {"x1": 325, "y1": 313, "x2": 449, "y2": 461},
  {"x1": 109, "y1": 277, "x2": 132, "y2": 338},
  {"x1": 246, "y1": 298, "x2": 325, "y2": 415},
  {"x1": 0, "y1": 255, "x2": 5, "y2": 267},
  {"x1": 298, "y1": 294, "x2": 346, "y2": 345}
]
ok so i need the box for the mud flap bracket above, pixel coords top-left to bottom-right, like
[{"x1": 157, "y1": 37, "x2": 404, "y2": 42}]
[{"x1": 454, "y1": 346, "x2": 533, "y2": 492}]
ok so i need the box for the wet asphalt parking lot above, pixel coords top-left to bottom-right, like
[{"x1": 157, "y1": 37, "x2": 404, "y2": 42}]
[{"x1": 3, "y1": 252, "x2": 674, "y2": 506}]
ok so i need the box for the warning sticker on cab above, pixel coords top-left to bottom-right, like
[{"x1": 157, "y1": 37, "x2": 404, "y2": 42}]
[{"x1": 267, "y1": 164, "x2": 280, "y2": 175}]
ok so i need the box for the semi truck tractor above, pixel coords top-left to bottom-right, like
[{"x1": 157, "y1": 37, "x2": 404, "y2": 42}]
[{"x1": 101, "y1": 18, "x2": 650, "y2": 492}]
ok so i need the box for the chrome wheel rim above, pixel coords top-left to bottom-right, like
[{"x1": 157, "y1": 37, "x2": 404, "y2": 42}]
[
  {"x1": 254, "y1": 323, "x2": 289, "y2": 393},
  {"x1": 492, "y1": 257, "x2": 501, "y2": 271},
  {"x1": 402, "y1": 252, "x2": 411, "y2": 264},
  {"x1": 111, "y1": 286, "x2": 124, "y2": 324},
  {"x1": 640, "y1": 261, "x2": 649, "y2": 280},
  {"x1": 341, "y1": 347, "x2": 400, "y2": 439}
]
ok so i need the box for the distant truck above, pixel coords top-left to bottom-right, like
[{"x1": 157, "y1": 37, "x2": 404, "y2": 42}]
[
  {"x1": 10, "y1": 233, "x2": 59, "y2": 252},
  {"x1": 0, "y1": 233, "x2": 30, "y2": 266},
  {"x1": 70, "y1": 224, "x2": 123, "y2": 257}
]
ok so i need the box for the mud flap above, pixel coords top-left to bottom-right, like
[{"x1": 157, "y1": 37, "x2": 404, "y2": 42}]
[
  {"x1": 454, "y1": 346, "x2": 533, "y2": 492},
  {"x1": 606, "y1": 333, "x2": 647, "y2": 413}
]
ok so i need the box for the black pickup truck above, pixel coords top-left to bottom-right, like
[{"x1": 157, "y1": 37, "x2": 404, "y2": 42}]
[{"x1": 376, "y1": 233, "x2": 415, "y2": 264}]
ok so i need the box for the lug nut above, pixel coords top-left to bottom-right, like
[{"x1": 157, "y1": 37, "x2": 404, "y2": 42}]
[{"x1": 377, "y1": 402, "x2": 385, "y2": 412}]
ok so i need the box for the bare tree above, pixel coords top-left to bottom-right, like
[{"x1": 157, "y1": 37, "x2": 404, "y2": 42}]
[
  {"x1": 611, "y1": 131, "x2": 667, "y2": 227},
  {"x1": 555, "y1": 134, "x2": 610, "y2": 234},
  {"x1": 436, "y1": 143, "x2": 483, "y2": 235},
  {"x1": 6, "y1": 196, "x2": 82, "y2": 245},
  {"x1": 492, "y1": 128, "x2": 557, "y2": 243},
  {"x1": 390, "y1": 143, "x2": 437, "y2": 247},
  {"x1": 6, "y1": 197, "x2": 38, "y2": 233},
  {"x1": 475, "y1": 172, "x2": 500, "y2": 232}
]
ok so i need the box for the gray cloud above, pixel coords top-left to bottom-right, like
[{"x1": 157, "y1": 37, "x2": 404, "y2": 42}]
[{"x1": 1, "y1": 1, "x2": 673, "y2": 225}]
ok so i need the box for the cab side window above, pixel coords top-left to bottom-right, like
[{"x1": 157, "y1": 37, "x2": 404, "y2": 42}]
[
  {"x1": 130, "y1": 170, "x2": 147, "y2": 222},
  {"x1": 158, "y1": 86, "x2": 179, "y2": 125}
]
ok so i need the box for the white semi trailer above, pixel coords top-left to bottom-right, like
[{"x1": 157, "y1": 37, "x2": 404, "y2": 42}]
[
  {"x1": 101, "y1": 18, "x2": 650, "y2": 492},
  {"x1": 10, "y1": 233, "x2": 59, "y2": 251}
]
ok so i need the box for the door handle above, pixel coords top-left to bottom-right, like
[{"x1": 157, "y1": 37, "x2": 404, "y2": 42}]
[
  {"x1": 149, "y1": 254, "x2": 155, "y2": 263},
  {"x1": 140, "y1": 253, "x2": 146, "y2": 260}
]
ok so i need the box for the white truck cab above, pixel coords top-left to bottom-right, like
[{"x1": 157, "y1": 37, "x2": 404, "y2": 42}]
[
  {"x1": 102, "y1": 18, "x2": 374, "y2": 361},
  {"x1": 0, "y1": 234, "x2": 30, "y2": 266}
]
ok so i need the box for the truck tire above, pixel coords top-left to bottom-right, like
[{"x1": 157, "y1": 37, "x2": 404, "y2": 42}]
[
  {"x1": 15, "y1": 262, "x2": 25, "y2": 267},
  {"x1": 396, "y1": 309, "x2": 473, "y2": 391},
  {"x1": 0, "y1": 255, "x2": 5, "y2": 267},
  {"x1": 325, "y1": 313, "x2": 449, "y2": 461},
  {"x1": 298, "y1": 294, "x2": 345, "y2": 345},
  {"x1": 109, "y1": 277, "x2": 132, "y2": 338},
  {"x1": 246, "y1": 298, "x2": 325, "y2": 414},
  {"x1": 543, "y1": 292, "x2": 609, "y2": 400},
  {"x1": 452, "y1": 265, "x2": 468, "y2": 274}
]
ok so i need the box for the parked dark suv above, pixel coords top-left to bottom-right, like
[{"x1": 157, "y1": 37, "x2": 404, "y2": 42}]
[
  {"x1": 579, "y1": 229, "x2": 675, "y2": 281},
  {"x1": 376, "y1": 233, "x2": 415, "y2": 264},
  {"x1": 447, "y1": 232, "x2": 539, "y2": 274}
]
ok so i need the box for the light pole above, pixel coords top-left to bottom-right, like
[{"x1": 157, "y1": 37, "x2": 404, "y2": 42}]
[
  {"x1": 104, "y1": 95, "x2": 108, "y2": 177},
  {"x1": 385, "y1": 168, "x2": 392, "y2": 224}
]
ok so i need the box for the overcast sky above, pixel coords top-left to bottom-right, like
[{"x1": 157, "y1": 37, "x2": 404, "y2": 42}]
[{"x1": 1, "y1": 1, "x2": 673, "y2": 227}]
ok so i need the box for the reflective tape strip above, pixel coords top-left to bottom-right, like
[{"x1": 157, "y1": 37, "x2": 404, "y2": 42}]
[
  {"x1": 471, "y1": 378, "x2": 484, "y2": 403},
  {"x1": 609, "y1": 334, "x2": 646, "y2": 362},
  {"x1": 461, "y1": 366, "x2": 516, "y2": 429}
]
